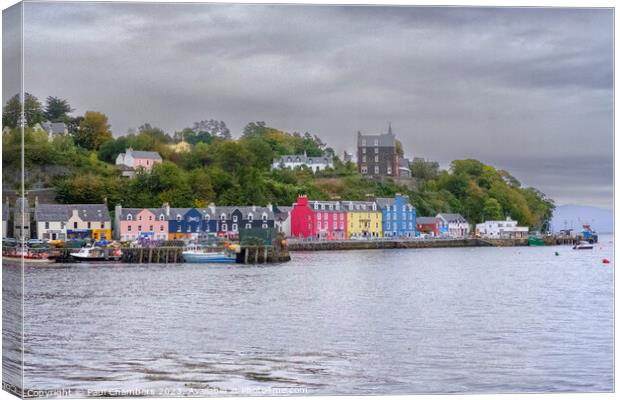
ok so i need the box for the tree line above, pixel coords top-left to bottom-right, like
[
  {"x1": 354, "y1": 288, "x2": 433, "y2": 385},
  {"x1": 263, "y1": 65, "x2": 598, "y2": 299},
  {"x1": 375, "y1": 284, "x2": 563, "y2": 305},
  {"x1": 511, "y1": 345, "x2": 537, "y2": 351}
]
[{"x1": 2, "y1": 94, "x2": 555, "y2": 230}]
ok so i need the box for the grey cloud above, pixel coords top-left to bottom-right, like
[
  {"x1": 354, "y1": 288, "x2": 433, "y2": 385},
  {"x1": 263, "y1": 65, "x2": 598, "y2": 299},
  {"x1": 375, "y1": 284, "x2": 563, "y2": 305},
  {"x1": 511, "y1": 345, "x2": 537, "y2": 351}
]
[{"x1": 9, "y1": 2, "x2": 613, "y2": 208}]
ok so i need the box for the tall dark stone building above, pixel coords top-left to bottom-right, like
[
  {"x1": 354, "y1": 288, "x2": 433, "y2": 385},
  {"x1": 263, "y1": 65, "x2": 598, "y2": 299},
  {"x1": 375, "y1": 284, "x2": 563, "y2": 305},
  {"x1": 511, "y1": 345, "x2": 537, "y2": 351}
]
[{"x1": 357, "y1": 124, "x2": 400, "y2": 177}]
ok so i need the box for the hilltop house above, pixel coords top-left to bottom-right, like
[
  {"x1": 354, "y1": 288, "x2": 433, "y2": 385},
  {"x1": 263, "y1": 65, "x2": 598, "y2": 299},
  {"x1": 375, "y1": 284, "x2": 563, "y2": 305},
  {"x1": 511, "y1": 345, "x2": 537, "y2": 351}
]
[
  {"x1": 475, "y1": 217, "x2": 528, "y2": 239},
  {"x1": 436, "y1": 213, "x2": 470, "y2": 238},
  {"x1": 116, "y1": 148, "x2": 162, "y2": 177},
  {"x1": 34, "y1": 121, "x2": 68, "y2": 140},
  {"x1": 376, "y1": 194, "x2": 416, "y2": 238},
  {"x1": 357, "y1": 123, "x2": 400, "y2": 177},
  {"x1": 272, "y1": 152, "x2": 333, "y2": 173}
]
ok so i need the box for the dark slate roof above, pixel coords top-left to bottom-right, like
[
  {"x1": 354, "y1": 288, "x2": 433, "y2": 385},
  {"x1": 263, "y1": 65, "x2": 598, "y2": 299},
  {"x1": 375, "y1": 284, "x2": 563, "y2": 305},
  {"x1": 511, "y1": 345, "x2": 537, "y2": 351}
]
[
  {"x1": 357, "y1": 126, "x2": 396, "y2": 147},
  {"x1": 275, "y1": 154, "x2": 333, "y2": 165},
  {"x1": 375, "y1": 197, "x2": 395, "y2": 208},
  {"x1": 342, "y1": 201, "x2": 378, "y2": 212},
  {"x1": 274, "y1": 206, "x2": 292, "y2": 213},
  {"x1": 127, "y1": 149, "x2": 162, "y2": 160},
  {"x1": 309, "y1": 200, "x2": 343, "y2": 212},
  {"x1": 416, "y1": 217, "x2": 437, "y2": 225},
  {"x1": 35, "y1": 204, "x2": 70, "y2": 221},
  {"x1": 41, "y1": 121, "x2": 67, "y2": 134},
  {"x1": 438, "y1": 213, "x2": 468, "y2": 223},
  {"x1": 399, "y1": 158, "x2": 410, "y2": 168},
  {"x1": 72, "y1": 204, "x2": 111, "y2": 222},
  {"x1": 35, "y1": 203, "x2": 110, "y2": 222},
  {"x1": 120, "y1": 208, "x2": 166, "y2": 219}
]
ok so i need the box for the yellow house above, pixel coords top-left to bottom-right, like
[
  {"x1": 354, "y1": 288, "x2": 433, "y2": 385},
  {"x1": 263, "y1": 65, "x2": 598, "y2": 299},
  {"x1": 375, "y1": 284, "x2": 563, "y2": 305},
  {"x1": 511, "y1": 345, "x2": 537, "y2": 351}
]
[{"x1": 344, "y1": 201, "x2": 382, "y2": 238}]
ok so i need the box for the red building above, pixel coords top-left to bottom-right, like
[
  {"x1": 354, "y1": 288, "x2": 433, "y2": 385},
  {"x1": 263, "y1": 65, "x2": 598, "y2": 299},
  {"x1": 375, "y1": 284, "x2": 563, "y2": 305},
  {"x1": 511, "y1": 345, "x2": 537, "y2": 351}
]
[
  {"x1": 290, "y1": 196, "x2": 347, "y2": 240},
  {"x1": 416, "y1": 216, "x2": 438, "y2": 236},
  {"x1": 290, "y1": 196, "x2": 316, "y2": 238}
]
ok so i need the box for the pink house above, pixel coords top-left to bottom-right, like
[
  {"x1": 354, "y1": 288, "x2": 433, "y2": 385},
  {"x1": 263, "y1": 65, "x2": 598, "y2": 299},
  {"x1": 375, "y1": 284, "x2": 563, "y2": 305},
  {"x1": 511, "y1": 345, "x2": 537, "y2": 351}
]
[
  {"x1": 116, "y1": 148, "x2": 162, "y2": 172},
  {"x1": 115, "y1": 207, "x2": 168, "y2": 241}
]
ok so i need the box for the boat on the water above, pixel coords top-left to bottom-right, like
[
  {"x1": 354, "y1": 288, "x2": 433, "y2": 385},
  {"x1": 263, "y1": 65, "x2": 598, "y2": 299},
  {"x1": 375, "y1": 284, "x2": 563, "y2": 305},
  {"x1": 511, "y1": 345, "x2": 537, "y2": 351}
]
[
  {"x1": 182, "y1": 244, "x2": 237, "y2": 263},
  {"x1": 70, "y1": 245, "x2": 121, "y2": 261},
  {"x1": 528, "y1": 234, "x2": 545, "y2": 246},
  {"x1": 573, "y1": 241, "x2": 594, "y2": 250},
  {"x1": 2, "y1": 245, "x2": 53, "y2": 264}
]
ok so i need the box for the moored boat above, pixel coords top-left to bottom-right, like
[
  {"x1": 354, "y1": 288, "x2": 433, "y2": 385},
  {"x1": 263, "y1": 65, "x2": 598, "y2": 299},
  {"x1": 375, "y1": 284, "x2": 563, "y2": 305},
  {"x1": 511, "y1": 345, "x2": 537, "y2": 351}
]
[
  {"x1": 573, "y1": 241, "x2": 594, "y2": 250},
  {"x1": 70, "y1": 245, "x2": 121, "y2": 261},
  {"x1": 182, "y1": 244, "x2": 237, "y2": 263}
]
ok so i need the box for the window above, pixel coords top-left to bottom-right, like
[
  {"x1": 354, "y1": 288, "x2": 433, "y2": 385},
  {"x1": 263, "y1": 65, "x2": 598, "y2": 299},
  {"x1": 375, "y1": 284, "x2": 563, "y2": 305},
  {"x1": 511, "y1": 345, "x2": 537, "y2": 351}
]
[
  {"x1": 374, "y1": 155, "x2": 379, "y2": 162},
  {"x1": 127, "y1": 214, "x2": 133, "y2": 221},
  {"x1": 138, "y1": 225, "x2": 142, "y2": 231},
  {"x1": 221, "y1": 213, "x2": 226, "y2": 220},
  {"x1": 177, "y1": 226, "x2": 181, "y2": 232},
  {"x1": 233, "y1": 215, "x2": 238, "y2": 222},
  {"x1": 375, "y1": 147, "x2": 378, "y2": 154},
  {"x1": 159, "y1": 214, "x2": 164, "y2": 221},
  {"x1": 232, "y1": 224, "x2": 238, "y2": 232},
  {"x1": 160, "y1": 225, "x2": 164, "y2": 231},
  {"x1": 262, "y1": 214, "x2": 267, "y2": 221},
  {"x1": 222, "y1": 223, "x2": 228, "y2": 231},
  {"x1": 246, "y1": 223, "x2": 252, "y2": 229},
  {"x1": 374, "y1": 139, "x2": 379, "y2": 146},
  {"x1": 204, "y1": 215, "x2": 210, "y2": 221},
  {"x1": 149, "y1": 225, "x2": 153, "y2": 231},
  {"x1": 362, "y1": 147, "x2": 366, "y2": 154},
  {"x1": 138, "y1": 215, "x2": 142, "y2": 221},
  {"x1": 374, "y1": 166, "x2": 379, "y2": 174},
  {"x1": 361, "y1": 166, "x2": 367, "y2": 174},
  {"x1": 362, "y1": 155, "x2": 366, "y2": 162},
  {"x1": 248, "y1": 214, "x2": 253, "y2": 221},
  {"x1": 149, "y1": 215, "x2": 152, "y2": 221},
  {"x1": 128, "y1": 225, "x2": 132, "y2": 232},
  {"x1": 317, "y1": 213, "x2": 322, "y2": 220},
  {"x1": 176, "y1": 214, "x2": 181, "y2": 221},
  {"x1": 262, "y1": 223, "x2": 268, "y2": 229},
  {"x1": 387, "y1": 167, "x2": 392, "y2": 175},
  {"x1": 387, "y1": 221, "x2": 390, "y2": 229},
  {"x1": 361, "y1": 139, "x2": 366, "y2": 146},
  {"x1": 87, "y1": 222, "x2": 91, "y2": 229}
]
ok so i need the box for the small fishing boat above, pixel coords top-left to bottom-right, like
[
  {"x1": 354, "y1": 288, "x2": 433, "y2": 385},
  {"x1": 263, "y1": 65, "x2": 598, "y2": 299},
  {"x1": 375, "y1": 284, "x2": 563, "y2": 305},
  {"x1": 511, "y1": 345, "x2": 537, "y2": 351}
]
[
  {"x1": 70, "y1": 245, "x2": 121, "y2": 261},
  {"x1": 573, "y1": 241, "x2": 594, "y2": 250},
  {"x1": 2, "y1": 246, "x2": 53, "y2": 264},
  {"x1": 528, "y1": 235, "x2": 545, "y2": 246},
  {"x1": 182, "y1": 245, "x2": 236, "y2": 263}
]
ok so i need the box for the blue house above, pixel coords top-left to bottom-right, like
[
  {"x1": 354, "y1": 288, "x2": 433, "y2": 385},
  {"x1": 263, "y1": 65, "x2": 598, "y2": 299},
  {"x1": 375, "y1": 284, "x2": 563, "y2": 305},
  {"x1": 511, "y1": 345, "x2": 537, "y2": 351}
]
[
  {"x1": 376, "y1": 194, "x2": 416, "y2": 238},
  {"x1": 168, "y1": 207, "x2": 218, "y2": 240}
]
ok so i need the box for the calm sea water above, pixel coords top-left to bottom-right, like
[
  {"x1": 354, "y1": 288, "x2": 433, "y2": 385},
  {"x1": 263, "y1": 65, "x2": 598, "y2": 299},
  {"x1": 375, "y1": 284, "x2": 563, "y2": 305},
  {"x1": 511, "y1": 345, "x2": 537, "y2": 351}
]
[{"x1": 3, "y1": 237, "x2": 614, "y2": 396}]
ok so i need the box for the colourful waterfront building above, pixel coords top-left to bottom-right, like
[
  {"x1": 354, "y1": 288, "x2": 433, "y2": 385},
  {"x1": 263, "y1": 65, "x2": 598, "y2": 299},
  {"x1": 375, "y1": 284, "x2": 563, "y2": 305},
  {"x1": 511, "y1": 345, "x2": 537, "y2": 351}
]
[
  {"x1": 436, "y1": 213, "x2": 470, "y2": 238},
  {"x1": 343, "y1": 200, "x2": 382, "y2": 239},
  {"x1": 309, "y1": 199, "x2": 347, "y2": 240},
  {"x1": 416, "y1": 216, "x2": 439, "y2": 236},
  {"x1": 115, "y1": 207, "x2": 168, "y2": 241},
  {"x1": 215, "y1": 206, "x2": 275, "y2": 239},
  {"x1": 290, "y1": 196, "x2": 316, "y2": 239},
  {"x1": 376, "y1": 194, "x2": 416, "y2": 238},
  {"x1": 168, "y1": 207, "x2": 217, "y2": 240}
]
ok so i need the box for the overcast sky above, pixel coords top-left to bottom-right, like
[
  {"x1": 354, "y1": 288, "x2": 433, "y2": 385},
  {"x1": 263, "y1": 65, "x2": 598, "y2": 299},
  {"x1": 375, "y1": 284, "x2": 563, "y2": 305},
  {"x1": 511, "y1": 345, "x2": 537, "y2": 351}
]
[{"x1": 5, "y1": 2, "x2": 614, "y2": 208}]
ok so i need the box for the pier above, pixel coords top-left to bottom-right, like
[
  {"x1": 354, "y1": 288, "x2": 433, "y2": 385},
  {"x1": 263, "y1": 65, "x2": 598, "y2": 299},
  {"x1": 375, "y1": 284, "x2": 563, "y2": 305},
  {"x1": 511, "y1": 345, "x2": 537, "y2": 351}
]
[{"x1": 287, "y1": 238, "x2": 530, "y2": 251}]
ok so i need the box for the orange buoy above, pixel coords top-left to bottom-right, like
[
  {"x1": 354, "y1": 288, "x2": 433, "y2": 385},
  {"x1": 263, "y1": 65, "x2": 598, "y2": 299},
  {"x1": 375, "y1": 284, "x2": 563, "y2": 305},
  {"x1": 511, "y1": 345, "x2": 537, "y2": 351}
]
[
  {"x1": 602, "y1": 258, "x2": 610, "y2": 264},
  {"x1": 281, "y1": 239, "x2": 286, "y2": 248}
]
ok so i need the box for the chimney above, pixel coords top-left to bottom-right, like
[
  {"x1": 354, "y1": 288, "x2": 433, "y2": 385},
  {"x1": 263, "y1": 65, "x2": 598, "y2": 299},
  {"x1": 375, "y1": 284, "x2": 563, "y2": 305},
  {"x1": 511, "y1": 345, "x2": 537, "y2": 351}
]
[
  {"x1": 163, "y1": 202, "x2": 170, "y2": 217},
  {"x1": 266, "y1": 203, "x2": 273, "y2": 212},
  {"x1": 103, "y1": 197, "x2": 108, "y2": 205},
  {"x1": 34, "y1": 196, "x2": 39, "y2": 207},
  {"x1": 252, "y1": 205, "x2": 256, "y2": 212}
]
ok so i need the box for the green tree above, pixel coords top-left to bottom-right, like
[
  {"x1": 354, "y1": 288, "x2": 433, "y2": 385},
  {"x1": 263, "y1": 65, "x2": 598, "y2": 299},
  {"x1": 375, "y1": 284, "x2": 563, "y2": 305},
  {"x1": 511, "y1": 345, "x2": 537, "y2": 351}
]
[
  {"x1": 75, "y1": 111, "x2": 113, "y2": 150},
  {"x1": 2, "y1": 93, "x2": 45, "y2": 128},
  {"x1": 44, "y1": 96, "x2": 74, "y2": 122},
  {"x1": 410, "y1": 158, "x2": 439, "y2": 180},
  {"x1": 482, "y1": 198, "x2": 503, "y2": 220}
]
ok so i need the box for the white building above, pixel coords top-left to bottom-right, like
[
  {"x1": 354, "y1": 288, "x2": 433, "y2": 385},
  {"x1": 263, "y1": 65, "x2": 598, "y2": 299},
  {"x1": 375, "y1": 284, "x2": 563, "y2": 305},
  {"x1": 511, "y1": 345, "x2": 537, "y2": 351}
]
[
  {"x1": 436, "y1": 213, "x2": 471, "y2": 238},
  {"x1": 475, "y1": 217, "x2": 529, "y2": 239},
  {"x1": 272, "y1": 152, "x2": 333, "y2": 173},
  {"x1": 274, "y1": 206, "x2": 292, "y2": 237}
]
